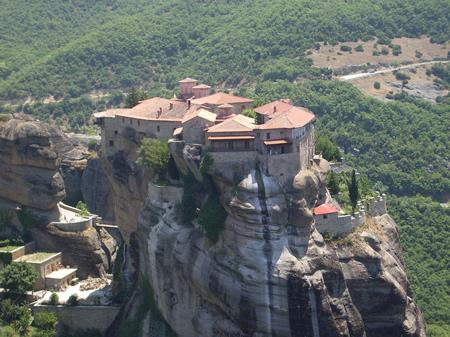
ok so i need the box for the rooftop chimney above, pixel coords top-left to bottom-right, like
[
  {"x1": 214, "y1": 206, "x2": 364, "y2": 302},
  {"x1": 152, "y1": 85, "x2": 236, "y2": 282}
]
[{"x1": 157, "y1": 107, "x2": 162, "y2": 118}]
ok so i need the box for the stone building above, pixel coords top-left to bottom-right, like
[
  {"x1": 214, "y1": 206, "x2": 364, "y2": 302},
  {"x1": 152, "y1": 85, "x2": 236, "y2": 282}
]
[{"x1": 94, "y1": 78, "x2": 317, "y2": 184}]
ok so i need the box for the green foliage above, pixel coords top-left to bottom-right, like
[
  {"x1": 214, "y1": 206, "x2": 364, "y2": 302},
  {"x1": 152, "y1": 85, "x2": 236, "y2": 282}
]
[
  {"x1": 391, "y1": 44, "x2": 402, "y2": 56},
  {"x1": 355, "y1": 44, "x2": 364, "y2": 52},
  {"x1": 1, "y1": 0, "x2": 448, "y2": 100},
  {"x1": 315, "y1": 135, "x2": 340, "y2": 161},
  {"x1": 0, "y1": 252, "x2": 13, "y2": 266},
  {"x1": 395, "y1": 72, "x2": 411, "y2": 81},
  {"x1": 327, "y1": 171, "x2": 340, "y2": 195},
  {"x1": 431, "y1": 63, "x2": 450, "y2": 89},
  {"x1": 198, "y1": 196, "x2": 227, "y2": 243},
  {"x1": 199, "y1": 154, "x2": 214, "y2": 175},
  {"x1": 389, "y1": 196, "x2": 450, "y2": 329},
  {"x1": 348, "y1": 169, "x2": 359, "y2": 213},
  {"x1": 381, "y1": 46, "x2": 390, "y2": 55},
  {"x1": 16, "y1": 208, "x2": 37, "y2": 229},
  {"x1": 241, "y1": 109, "x2": 257, "y2": 119},
  {"x1": 0, "y1": 300, "x2": 30, "y2": 325},
  {"x1": 340, "y1": 45, "x2": 352, "y2": 52},
  {"x1": 136, "y1": 138, "x2": 169, "y2": 176},
  {"x1": 0, "y1": 209, "x2": 13, "y2": 230},
  {"x1": 32, "y1": 311, "x2": 57, "y2": 331},
  {"x1": 66, "y1": 295, "x2": 78, "y2": 307},
  {"x1": 427, "y1": 324, "x2": 450, "y2": 337},
  {"x1": 0, "y1": 263, "x2": 39, "y2": 299},
  {"x1": 0, "y1": 326, "x2": 19, "y2": 337},
  {"x1": 48, "y1": 293, "x2": 59, "y2": 306},
  {"x1": 75, "y1": 201, "x2": 89, "y2": 217},
  {"x1": 373, "y1": 81, "x2": 381, "y2": 89},
  {"x1": 124, "y1": 88, "x2": 148, "y2": 108}
]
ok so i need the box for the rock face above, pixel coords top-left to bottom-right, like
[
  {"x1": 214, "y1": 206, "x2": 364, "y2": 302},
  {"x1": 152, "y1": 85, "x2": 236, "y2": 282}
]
[
  {"x1": 0, "y1": 115, "x2": 65, "y2": 210},
  {"x1": 104, "y1": 143, "x2": 425, "y2": 337},
  {"x1": 0, "y1": 115, "x2": 117, "y2": 278}
]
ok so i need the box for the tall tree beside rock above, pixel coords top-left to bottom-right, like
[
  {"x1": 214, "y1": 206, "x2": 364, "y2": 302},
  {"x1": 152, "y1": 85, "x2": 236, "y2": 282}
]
[
  {"x1": 348, "y1": 169, "x2": 359, "y2": 214},
  {"x1": 327, "y1": 171, "x2": 340, "y2": 195}
]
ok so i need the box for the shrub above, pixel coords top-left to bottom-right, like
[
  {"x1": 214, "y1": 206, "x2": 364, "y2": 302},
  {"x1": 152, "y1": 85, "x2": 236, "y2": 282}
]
[
  {"x1": 136, "y1": 138, "x2": 169, "y2": 176},
  {"x1": 198, "y1": 196, "x2": 227, "y2": 243},
  {"x1": 381, "y1": 47, "x2": 389, "y2": 55},
  {"x1": 0, "y1": 263, "x2": 39, "y2": 299},
  {"x1": 0, "y1": 299, "x2": 30, "y2": 324},
  {"x1": 33, "y1": 311, "x2": 57, "y2": 330},
  {"x1": 355, "y1": 44, "x2": 364, "y2": 52},
  {"x1": 377, "y1": 36, "x2": 391, "y2": 45},
  {"x1": 241, "y1": 109, "x2": 256, "y2": 118},
  {"x1": 87, "y1": 139, "x2": 97, "y2": 151},
  {"x1": 0, "y1": 209, "x2": 13, "y2": 229},
  {"x1": 395, "y1": 72, "x2": 411, "y2": 81},
  {"x1": 66, "y1": 294, "x2": 78, "y2": 306},
  {"x1": 75, "y1": 201, "x2": 89, "y2": 217},
  {"x1": 0, "y1": 239, "x2": 10, "y2": 247},
  {"x1": 340, "y1": 45, "x2": 352, "y2": 52},
  {"x1": 16, "y1": 207, "x2": 37, "y2": 228},
  {"x1": 315, "y1": 136, "x2": 340, "y2": 162},
  {"x1": 392, "y1": 44, "x2": 402, "y2": 56},
  {"x1": 49, "y1": 293, "x2": 59, "y2": 305},
  {"x1": 199, "y1": 154, "x2": 214, "y2": 175},
  {"x1": 374, "y1": 81, "x2": 381, "y2": 89},
  {"x1": 372, "y1": 50, "x2": 381, "y2": 56},
  {"x1": 415, "y1": 50, "x2": 423, "y2": 59}
]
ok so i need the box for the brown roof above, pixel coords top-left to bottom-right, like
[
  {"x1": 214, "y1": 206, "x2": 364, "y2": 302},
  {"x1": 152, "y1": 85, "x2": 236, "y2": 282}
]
[
  {"x1": 192, "y1": 84, "x2": 211, "y2": 89},
  {"x1": 208, "y1": 135, "x2": 255, "y2": 141},
  {"x1": 179, "y1": 77, "x2": 197, "y2": 83},
  {"x1": 93, "y1": 109, "x2": 128, "y2": 119},
  {"x1": 254, "y1": 100, "x2": 293, "y2": 117},
  {"x1": 182, "y1": 108, "x2": 216, "y2": 123},
  {"x1": 207, "y1": 114, "x2": 255, "y2": 134},
  {"x1": 115, "y1": 97, "x2": 192, "y2": 121},
  {"x1": 191, "y1": 92, "x2": 253, "y2": 106},
  {"x1": 218, "y1": 103, "x2": 233, "y2": 109},
  {"x1": 173, "y1": 127, "x2": 183, "y2": 136},
  {"x1": 257, "y1": 106, "x2": 316, "y2": 130}
]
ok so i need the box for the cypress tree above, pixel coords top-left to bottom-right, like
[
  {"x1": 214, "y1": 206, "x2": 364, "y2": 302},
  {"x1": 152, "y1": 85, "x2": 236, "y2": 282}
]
[
  {"x1": 348, "y1": 169, "x2": 359, "y2": 214},
  {"x1": 327, "y1": 171, "x2": 340, "y2": 195}
]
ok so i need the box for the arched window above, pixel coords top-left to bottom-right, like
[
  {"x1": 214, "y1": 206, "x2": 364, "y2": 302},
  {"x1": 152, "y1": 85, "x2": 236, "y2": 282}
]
[{"x1": 157, "y1": 125, "x2": 160, "y2": 132}]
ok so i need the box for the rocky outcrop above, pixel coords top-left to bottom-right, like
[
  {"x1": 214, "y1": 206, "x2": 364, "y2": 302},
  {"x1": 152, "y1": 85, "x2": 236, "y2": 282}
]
[
  {"x1": 0, "y1": 115, "x2": 117, "y2": 279},
  {"x1": 108, "y1": 146, "x2": 426, "y2": 337},
  {"x1": 0, "y1": 115, "x2": 65, "y2": 211}
]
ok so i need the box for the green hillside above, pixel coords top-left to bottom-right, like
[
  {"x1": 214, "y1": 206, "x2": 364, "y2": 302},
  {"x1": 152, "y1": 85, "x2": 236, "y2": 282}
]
[
  {"x1": 1, "y1": 0, "x2": 449, "y2": 100},
  {"x1": 1, "y1": 0, "x2": 449, "y2": 335}
]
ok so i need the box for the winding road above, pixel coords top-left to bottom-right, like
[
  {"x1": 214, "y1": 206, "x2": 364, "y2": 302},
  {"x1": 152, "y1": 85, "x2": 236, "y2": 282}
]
[{"x1": 338, "y1": 60, "x2": 449, "y2": 81}]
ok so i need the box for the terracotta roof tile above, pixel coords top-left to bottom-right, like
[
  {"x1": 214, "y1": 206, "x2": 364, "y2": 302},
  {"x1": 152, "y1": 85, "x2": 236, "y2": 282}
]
[
  {"x1": 207, "y1": 114, "x2": 255, "y2": 133},
  {"x1": 115, "y1": 97, "x2": 192, "y2": 121},
  {"x1": 192, "y1": 84, "x2": 211, "y2": 89},
  {"x1": 191, "y1": 92, "x2": 253, "y2": 105},
  {"x1": 313, "y1": 204, "x2": 339, "y2": 216},
  {"x1": 182, "y1": 108, "x2": 216, "y2": 123},
  {"x1": 93, "y1": 109, "x2": 128, "y2": 119},
  {"x1": 179, "y1": 77, "x2": 197, "y2": 83},
  {"x1": 257, "y1": 106, "x2": 316, "y2": 130},
  {"x1": 254, "y1": 100, "x2": 293, "y2": 117}
]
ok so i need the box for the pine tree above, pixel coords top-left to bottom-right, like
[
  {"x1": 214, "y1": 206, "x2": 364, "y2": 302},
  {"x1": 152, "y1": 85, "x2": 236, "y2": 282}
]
[
  {"x1": 327, "y1": 171, "x2": 340, "y2": 195},
  {"x1": 348, "y1": 169, "x2": 359, "y2": 214}
]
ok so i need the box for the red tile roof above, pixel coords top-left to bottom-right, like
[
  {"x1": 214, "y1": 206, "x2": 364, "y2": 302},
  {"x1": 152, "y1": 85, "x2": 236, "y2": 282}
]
[
  {"x1": 179, "y1": 77, "x2": 197, "y2": 83},
  {"x1": 208, "y1": 135, "x2": 255, "y2": 141},
  {"x1": 257, "y1": 106, "x2": 316, "y2": 130},
  {"x1": 264, "y1": 139, "x2": 291, "y2": 146},
  {"x1": 254, "y1": 100, "x2": 293, "y2": 117},
  {"x1": 115, "y1": 97, "x2": 193, "y2": 121},
  {"x1": 182, "y1": 108, "x2": 216, "y2": 123},
  {"x1": 192, "y1": 84, "x2": 211, "y2": 89},
  {"x1": 313, "y1": 204, "x2": 339, "y2": 216},
  {"x1": 191, "y1": 92, "x2": 253, "y2": 105},
  {"x1": 207, "y1": 114, "x2": 255, "y2": 133},
  {"x1": 93, "y1": 109, "x2": 129, "y2": 118}
]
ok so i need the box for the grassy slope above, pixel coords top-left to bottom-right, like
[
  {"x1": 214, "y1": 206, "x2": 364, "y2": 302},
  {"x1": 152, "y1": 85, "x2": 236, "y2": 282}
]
[{"x1": 1, "y1": 0, "x2": 449, "y2": 99}]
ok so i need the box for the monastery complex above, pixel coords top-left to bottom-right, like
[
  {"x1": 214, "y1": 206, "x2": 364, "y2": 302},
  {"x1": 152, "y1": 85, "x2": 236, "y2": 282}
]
[{"x1": 95, "y1": 78, "x2": 316, "y2": 183}]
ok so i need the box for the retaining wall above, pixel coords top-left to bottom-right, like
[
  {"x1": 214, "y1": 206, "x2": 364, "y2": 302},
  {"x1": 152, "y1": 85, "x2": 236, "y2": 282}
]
[{"x1": 33, "y1": 305, "x2": 120, "y2": 335}]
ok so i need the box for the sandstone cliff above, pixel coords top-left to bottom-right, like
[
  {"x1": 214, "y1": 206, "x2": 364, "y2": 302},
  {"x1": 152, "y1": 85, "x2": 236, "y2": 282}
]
[
  {"x1": 0, "y1": 114, "x2": 116, "y2": 278},
  {"x1": 104, "y1": 140, "x2": 426, "y2": 337}
]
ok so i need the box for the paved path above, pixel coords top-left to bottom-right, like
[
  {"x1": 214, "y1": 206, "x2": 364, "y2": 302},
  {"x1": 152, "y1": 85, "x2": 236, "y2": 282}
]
[{"x1": 338, "y1": 60, "x2": 449, "y2": 81}]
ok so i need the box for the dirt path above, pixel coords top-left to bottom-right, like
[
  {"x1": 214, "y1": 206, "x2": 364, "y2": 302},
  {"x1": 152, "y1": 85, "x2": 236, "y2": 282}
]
[{"x1": 338, "y1": 60, "x2": 449, "y2": 81}]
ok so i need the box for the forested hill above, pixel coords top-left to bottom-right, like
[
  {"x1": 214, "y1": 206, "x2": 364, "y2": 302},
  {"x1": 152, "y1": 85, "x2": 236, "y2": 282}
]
[{"x1": 1, "y1": 0, "x2": 449, "y2": 100}]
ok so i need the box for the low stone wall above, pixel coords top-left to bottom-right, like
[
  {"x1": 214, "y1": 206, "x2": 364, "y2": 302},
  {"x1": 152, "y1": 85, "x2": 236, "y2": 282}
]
[
  {"x1": 33, "y1": 305, "x2": 120, "y2": 335},
  {"x1": 263, "y1": 152, "x2": 300, "y2": 187},
  {"x1": 365, "y1": 194, "x2": 387, "y2": 216},
  {"x1": 10, "y1": 241, "x2": 35, "y2": 260},
  {"x1": 51, "y1": 202, "x2": 96, "y2": 232},
  {"x1": 315, "y1": 211, "x2": 365, "y2": 236},
  {"x1": 147, "y1": 183, "x2": 183, "y2": 204}
]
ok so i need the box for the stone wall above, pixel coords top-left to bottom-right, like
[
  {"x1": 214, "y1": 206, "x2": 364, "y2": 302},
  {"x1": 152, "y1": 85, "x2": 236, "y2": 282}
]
[
  {"x1": 33, "y1": 305, "x2": 120, "y2": 335},
  {"x1": 365, "y1": 194, "x2": 387, "y2": 216},
  {"x1": 209, "y1": 151, "x2": 257, "y2": 183},
  {"x1": 147, "y1": 183, "x2": 183, "y2": 205}
]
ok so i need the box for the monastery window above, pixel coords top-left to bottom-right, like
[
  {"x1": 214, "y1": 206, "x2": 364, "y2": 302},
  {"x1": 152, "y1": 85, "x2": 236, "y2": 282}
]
[
  {"x1": 244, "y1": 141, "x2": 250, "y2": 150},
  {"x1": 138, "y1": 120, "x2": 140, "y2": 126},
  {"x1": 157, "y1": 125, "x2": 160, "y2": 132},
  {"x1": 122, "y1": 118, "x2": 125, "y2": 123},
  {"x1": 256, "y1": 132, "x2": 260, "y2": 139},
  {"x1": 114, "y1": 130, "x2": 118, "y2": 135},
  {"x1": 266, "y1": 132, "x2": 271, "y2": 139},
  {"x1": 109, "y1": 140, "x2": 114, "y2": 147},
  {"x1": 323, "y1": 215, "x2": 328, "y2": 219}
]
